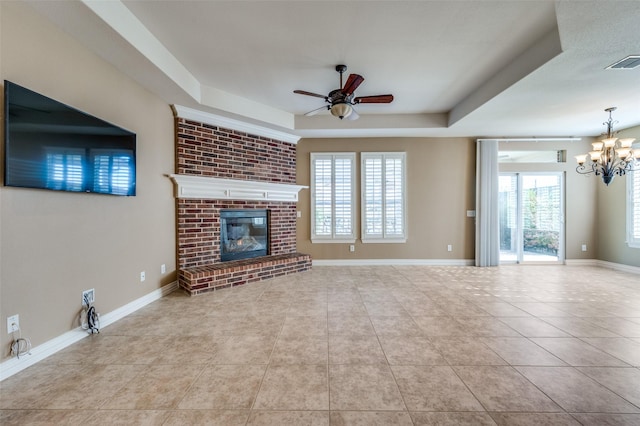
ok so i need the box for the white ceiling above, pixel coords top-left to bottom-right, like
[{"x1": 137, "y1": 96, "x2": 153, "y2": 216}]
[{"x1": 27, "y1": 0, "x2": 640, "y2": 139}]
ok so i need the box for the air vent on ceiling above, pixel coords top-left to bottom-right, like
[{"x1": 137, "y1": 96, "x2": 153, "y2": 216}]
[{"x1": 606, "y1": 55, "x2": 640, "y2": 70}]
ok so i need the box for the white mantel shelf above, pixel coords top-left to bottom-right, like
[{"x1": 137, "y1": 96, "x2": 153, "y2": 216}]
[{"x1": 168, "y1": 174, "x2": 307, "y2": 202}]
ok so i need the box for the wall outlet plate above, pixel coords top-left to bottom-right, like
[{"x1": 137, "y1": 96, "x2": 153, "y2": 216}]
[
  {"x1": 7, "y1": 314, "x2": 19, "y2": 334},
  {"x1": 82, "y1": 289, "x2": 95, "y2": 307},
  {"x1": 140, "y1": 271, "x2": 146, "y2": 282}
]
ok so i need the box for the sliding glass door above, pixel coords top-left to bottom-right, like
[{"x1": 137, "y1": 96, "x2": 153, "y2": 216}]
[{"x1": 499, "y1": 173, "x2": 564, "y2": 263}]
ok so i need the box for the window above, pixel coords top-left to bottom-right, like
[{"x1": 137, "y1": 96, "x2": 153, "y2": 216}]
[
  {"x1": 44, "y1": 147, "x2": 134, "y2": 195},
  {"x1": 361, "y1": 152, "x2": 406, "y2": 242},
  {"x1": 310, "y1": 153, "x2": 355, "y2": 242},
  {"x1": 627, "y1": 146, "x2": 640, "y2": 248},
  {"x1": 91, "y1": 149, "x2": 135, "y2": 196},
  {"x1": 46, "y1": 148, "x2": 84, "y2": 192},
  {"x1": 499, "y1": 150, "x2": 566, "y2": 163}
]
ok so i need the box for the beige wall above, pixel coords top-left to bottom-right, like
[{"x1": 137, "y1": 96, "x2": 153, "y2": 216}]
[
  {"x1": 0, "y1": 3, "x2": 176, "y2": 359},
  {"x1": 596, "y1": 125, "x2": 640, "y2": 267},
  {"x1": 296, "y1": 137, "x2": 476, "y2": 261},
  {"x1": 499, "y1": 139, "x2": 598, "y2": 260},
  {"x1": 296, "y1": 137, "x2": 601, "y2": 263}
]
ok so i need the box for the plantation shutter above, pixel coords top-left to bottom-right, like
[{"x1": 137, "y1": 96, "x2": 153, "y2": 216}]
[
  {"x1": 363, "y1": 156, "x2": 383, "y2": 236},
  {"x1": 46, "y1": 149, "x2": 84, "y2": 191},
  {"x1": 362, "y1": 152, "x2": 406, "y2": 242},
  {"x1": 310, "y1": 153, "x2": 355, "y2": 242}
]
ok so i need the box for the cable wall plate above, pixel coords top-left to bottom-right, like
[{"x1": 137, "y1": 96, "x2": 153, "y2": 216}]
[{"x1": 7, "y1": 314, "x2": 19, "y2": 333}]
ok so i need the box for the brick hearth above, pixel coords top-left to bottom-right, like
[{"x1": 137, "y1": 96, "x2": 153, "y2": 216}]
[
  {"x1": 179, "y1": 253, "x2": 312, "y2": 295},
  {"x1": 173, "y1": 110, "x2": 311, "y2": 295}
]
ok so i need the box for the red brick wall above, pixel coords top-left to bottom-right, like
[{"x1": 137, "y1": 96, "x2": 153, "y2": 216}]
[
  {"x1": 177, "y1": 200, "x2": 296, "y2": 269},
  {"x1": 175, "y1": 118, "x2": 300, "y2": 270},
  {"x1": 177, "y1": 118, "x2": 296, "y2": 183}
]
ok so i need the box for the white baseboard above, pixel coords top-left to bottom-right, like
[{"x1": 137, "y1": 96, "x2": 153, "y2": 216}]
[
  {"x1": 98, "y1": 281, "x2": 179, "y2": 328},
  {"x1": 0, "y1": 281, "x2": 178, "y2": 382},
  {"x1": 313, "y1": 258, "x2": 639, "y2": 274},
  {"x1": 595, "y1": 260, "x2": 640, "y2": 275},
  {"x1": 312, "y1": 259, "x2": 475, "y2": 266},
  {"x1": 564, "y1": 259, "x2": 599, "y2": 266},
  {"x1": 565, "y1": 259, "x2": 640, "y2": 275}
]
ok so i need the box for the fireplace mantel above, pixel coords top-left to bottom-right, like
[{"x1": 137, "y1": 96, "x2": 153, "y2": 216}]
[{"x1": 168, "y1": 174, "x2": 307, "y2": 202}]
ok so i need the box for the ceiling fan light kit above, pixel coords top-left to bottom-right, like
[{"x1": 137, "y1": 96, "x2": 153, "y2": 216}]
[
  {"x1": 330, "y1": 102, "x2": 353, "y2": 119},
  {"x1": 294, "y1": 64, "x2": 393, "y2": 120}
]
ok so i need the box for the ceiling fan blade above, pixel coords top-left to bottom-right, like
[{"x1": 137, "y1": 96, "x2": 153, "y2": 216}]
[
  {"x1": 346, "y1": 108, "x2": 359, "y2": 121},
  {"x1": 294, "y1": 90, "x2": 328, "y2": 100},
  {"x1": 354, "y1": 94, "x2": 394, "y2": 104},
  {"x1": 342, "y1": 74, "x2": 364, "y2": 96},
  {"x1": 304, "y1": 105, "x2": 329, "y2": 116}
]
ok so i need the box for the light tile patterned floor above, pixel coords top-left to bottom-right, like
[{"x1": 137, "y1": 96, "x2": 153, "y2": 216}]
[{"x1": 1, "y1": 265, "x2": 640, "y2": 425}]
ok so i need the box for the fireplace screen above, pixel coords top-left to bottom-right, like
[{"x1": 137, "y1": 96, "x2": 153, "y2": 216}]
[{"x1": 220, "y1": 209, "x2": 269, "y2": 262}]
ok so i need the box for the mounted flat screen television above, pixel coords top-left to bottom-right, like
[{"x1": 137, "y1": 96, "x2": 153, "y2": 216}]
[{"x1": 3, "y1": 80, "x2": 136, "y2": 196}]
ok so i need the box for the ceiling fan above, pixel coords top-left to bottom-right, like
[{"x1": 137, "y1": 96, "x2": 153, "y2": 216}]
[{"x1": 294, "y1": 65, "x2": 394, "y2": 120}]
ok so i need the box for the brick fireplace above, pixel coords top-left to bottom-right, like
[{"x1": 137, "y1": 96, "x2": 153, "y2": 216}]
[{"x1": 170, "y1": 106, "x2": 311, "y2": 295}]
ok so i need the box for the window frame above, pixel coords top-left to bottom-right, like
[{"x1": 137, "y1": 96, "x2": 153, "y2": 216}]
[
  {"x1": 361, "y1": 152, "x2": 407, "y2": 243},
  {"x1": 626, "y1": 143, "x2": 640, "y2": 249},
  {"x1": 310, "y1": 152, "x2": 356, "y2": 243}
]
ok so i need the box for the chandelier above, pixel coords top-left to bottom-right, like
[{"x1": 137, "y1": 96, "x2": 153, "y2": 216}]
[{"x1": 575, "y1": 107, "x2": 639, "y2": 186}]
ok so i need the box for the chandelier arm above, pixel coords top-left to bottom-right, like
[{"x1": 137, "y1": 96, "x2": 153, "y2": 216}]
[
  {"x1": 612, "y1": 157, "x2": 636, "y2": 174},
  {"x1": 576, "y1": 163, "x2": 597, "y2": 175}
]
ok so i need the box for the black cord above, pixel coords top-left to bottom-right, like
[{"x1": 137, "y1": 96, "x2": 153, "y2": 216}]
[{"x1": 87, "y1": 306, "x2": 100, "y2": 334}]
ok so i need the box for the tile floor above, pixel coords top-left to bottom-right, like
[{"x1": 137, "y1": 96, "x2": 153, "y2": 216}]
[{"x1": 1, "y1": 265, "x2": 640, "y2": 425}]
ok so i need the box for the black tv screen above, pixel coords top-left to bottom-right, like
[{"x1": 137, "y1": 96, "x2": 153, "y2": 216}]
[{"x1": 3, "y1": 81, "x2": 136, "y2": 196}]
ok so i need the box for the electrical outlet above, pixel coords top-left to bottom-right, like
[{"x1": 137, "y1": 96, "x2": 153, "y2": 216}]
[
  {"x1": 82, "y1": 289, "x2": 95, "y2": 306},
  {"x1": 349, "y1": 244, "x2": 355, "y2": 252},
  {"x1": 447, "y1": 244, "x2": 453, "y2": 252},
  {"x1": 140, "y1": 271, "x2": 146, "y2": 282},
  {"x1": 581, "y1": 244, "x2": 587, "y2": 252},
  {"x1": 7, "y1": 315, "x2": 19, "y2": 334},
  {"x1": 161, "y1": 264, "x2": 166, "y2": 274},
  {"x1": 296, "y1": 211, "x2": 302, "y2": 218}
]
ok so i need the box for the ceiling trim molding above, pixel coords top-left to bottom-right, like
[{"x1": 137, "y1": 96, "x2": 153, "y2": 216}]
[
  {"x1": 478, "y1": 138, "x2": 582, "y2": 142},
  {"x1": 80, "y1": 0, "x2": 201, "y2": 102},
  {"x1": 172, "y1": 105, "x2": 301, "y2": 144},
  {"x1": 81, "y1": 1, "x2": 294, "y2": 129}
]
